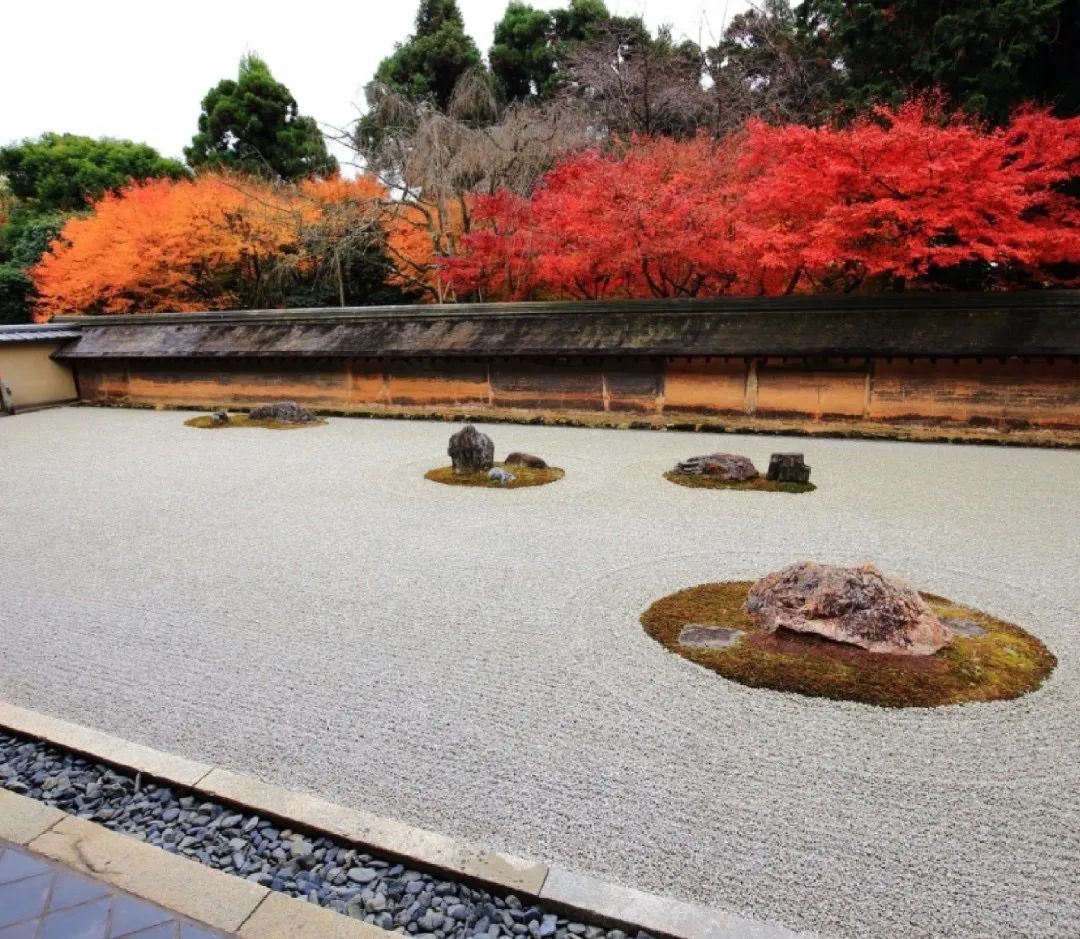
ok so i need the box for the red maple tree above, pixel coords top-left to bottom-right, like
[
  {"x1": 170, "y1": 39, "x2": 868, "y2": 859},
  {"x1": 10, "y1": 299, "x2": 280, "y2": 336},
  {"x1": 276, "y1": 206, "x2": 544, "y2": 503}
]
[{"x1": 442, "y1": 100, "x2": 1080, "y2": 300}]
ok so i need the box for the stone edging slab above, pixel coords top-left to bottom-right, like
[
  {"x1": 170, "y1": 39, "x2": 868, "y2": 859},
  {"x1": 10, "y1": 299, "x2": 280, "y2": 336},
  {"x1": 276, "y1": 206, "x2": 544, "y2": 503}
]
[{"x1": 0, "y1": 702, "x2": 812, "y2": 939}]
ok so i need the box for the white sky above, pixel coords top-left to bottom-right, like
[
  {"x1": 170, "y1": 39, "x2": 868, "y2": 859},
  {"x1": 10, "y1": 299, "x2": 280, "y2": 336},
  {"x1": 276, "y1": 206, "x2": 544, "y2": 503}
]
[{"x1": 1, "y1": 1, "x2": 750, "y2": 168}]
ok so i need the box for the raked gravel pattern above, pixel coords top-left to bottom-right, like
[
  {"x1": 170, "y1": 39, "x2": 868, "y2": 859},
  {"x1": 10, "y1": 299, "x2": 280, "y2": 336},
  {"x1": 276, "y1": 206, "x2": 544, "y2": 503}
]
[
  {"x1": 1, "y1": 408, "x2": 1078, "y2": 939},
  {"x1": 0, "y1": 732, "x2": 638, "y2": 939}
]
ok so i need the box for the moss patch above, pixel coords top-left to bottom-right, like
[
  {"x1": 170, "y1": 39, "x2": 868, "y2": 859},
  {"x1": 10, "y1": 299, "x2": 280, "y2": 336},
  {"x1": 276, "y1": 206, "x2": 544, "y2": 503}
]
[
  {"x1": 663, "y1": 472, "x2": 815, "y2": 493},
  {"x1": 185, "y1": 414, "x2": 327, "y2": 431},
  {"x1": 425, "y1": 463, "x2": 565, "y2": 489},
  {"x1": 641, "y1": 581, "x2": 1055, "y2": 708}
]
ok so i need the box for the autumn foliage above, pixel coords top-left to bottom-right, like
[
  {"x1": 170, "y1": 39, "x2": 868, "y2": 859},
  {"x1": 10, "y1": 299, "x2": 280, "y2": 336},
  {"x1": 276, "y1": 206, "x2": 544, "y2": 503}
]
[
  {"x1": 442, "y1": 101, "x2": 1080, "y2": 300},
  {"x1": 32, "y1": 173, "x2": 389, "y2": 319},
  {"x1": 29, "y1": 99, "x2": 1080, "y2": 318}
]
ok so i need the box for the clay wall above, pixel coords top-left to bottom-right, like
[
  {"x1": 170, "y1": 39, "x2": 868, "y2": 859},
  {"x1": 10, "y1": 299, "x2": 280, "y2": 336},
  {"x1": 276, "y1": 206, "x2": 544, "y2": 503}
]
[
  {"x1": 71, "y1": 355, "x2": 1080, "y2": 433},
  {"x1": 0, "y1": 342, "x2": 78, "y2": 411}
]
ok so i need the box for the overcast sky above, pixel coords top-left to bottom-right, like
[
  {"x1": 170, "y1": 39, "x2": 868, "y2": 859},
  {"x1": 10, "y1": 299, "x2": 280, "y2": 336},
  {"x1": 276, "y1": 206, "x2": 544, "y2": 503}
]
[{"x1": 2, "y1": 1, "x2": 750, "y2": 168}]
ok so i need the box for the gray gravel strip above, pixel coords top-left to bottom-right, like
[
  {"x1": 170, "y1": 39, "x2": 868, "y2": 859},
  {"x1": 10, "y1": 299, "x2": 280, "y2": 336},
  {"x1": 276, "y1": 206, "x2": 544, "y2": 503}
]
[
  {"x1": 1, "y1": 407, "x2": 1078, "y2": 939},
  {"x1": 0, "y1": 731, "x2": 638, "y2": 939}
]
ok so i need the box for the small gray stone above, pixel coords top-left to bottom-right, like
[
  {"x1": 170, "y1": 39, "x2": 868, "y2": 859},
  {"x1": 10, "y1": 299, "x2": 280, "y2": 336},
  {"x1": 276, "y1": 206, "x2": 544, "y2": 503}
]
[
  {"x1": 942, "y1": 617, "x2": 989, "y2": 638},
  {"x1": 677, "y1": 624, "x2": 744, "y2": 649},
  {"x1": 348, "y1": 867, "x2": 378, "y2": 885}
]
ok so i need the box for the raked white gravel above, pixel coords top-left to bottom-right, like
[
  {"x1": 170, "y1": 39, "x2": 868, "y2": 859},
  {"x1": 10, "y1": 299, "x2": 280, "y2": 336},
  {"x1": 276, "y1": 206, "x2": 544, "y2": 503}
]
[{"x1": 1, "y1": 407, "x2": 1077, "y2": 939}]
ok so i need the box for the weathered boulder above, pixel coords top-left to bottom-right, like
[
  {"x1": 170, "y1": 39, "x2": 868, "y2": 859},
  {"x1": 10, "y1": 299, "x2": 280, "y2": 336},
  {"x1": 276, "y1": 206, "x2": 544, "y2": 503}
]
[
  {"x1": 248, "y1": 401, "x2": 317, "y2": 423},
  {"x1": 488, "y1": 467, "x2": 516, "y2": 485},
  {"x1": 674, "y1": 453, "x2": 758, "y2": 481},
  {"x1": 745, "y1": 562, "x2": 953, "y2": 656},
  {"x1": 448, "y1": 424, "x2": 494, "y2": 474},
  {"x1": 505, "y1": 452, "x2": 548, "y2": 469},
  {"x1": 767, "y1": 453, "x2": 811, "y2": 483}
]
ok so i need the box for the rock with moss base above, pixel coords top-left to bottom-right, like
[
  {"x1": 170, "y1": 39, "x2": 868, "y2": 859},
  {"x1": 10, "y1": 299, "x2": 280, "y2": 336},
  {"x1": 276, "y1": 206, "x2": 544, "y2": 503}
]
[
  {"x1": 745, "y1": 562, "x2": 953, "y2": 656},
  {"x1": 674, "y1": 453, "x2": 758, "y2": 481},
  {"x1": 210, "y1": 409, "x2": 229, "y2": 425},
  {"x1": 247, "y1": 401, "x2": 316, "y2": 423},
  {"x1": 448, "y1": 424, "x2": 494, "y2": 474}
]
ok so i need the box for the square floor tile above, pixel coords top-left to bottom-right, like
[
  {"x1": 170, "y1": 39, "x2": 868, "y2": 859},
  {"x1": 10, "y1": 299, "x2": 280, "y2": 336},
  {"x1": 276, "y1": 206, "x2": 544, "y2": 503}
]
[
  {"x1": 122, "y1": 925, "x2": 177, "y2": 939},
  {"x1": 179, "y1": 925, "x2": 222, "y2": 939},
  {"x1": 0, "y1": 872, "x2": 52, "y2": 928},
  {"x1": 109, "y1": 895, "x2": 174, "y2": 936},
  {"x1": 40, "y1": 896, "x2": 111, "y2": 939},
  {"x1": 49, "y1": 871, "x2": 111, "y2": 912},
  {"x1": 0, "y1": 850, "x2": 51, "y2": 885}
]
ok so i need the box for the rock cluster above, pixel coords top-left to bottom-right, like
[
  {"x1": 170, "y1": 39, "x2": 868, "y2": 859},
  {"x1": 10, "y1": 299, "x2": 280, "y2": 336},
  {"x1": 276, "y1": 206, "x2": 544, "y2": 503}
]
[
  {"x1": 505, "y1": 452, "x2": 548, "y2": 470},
  {"x1": 448, "y1": 425, "x2": 495, "y2": 474},
  {"x1": 0, "y1": 732, "x2": 651, "y2": 939},
  {"x1": 767, "y1": 453, "x2": 811, "y2": 484},
  {"x1": 673, "y1": 453, "x2": 758, "y2": 481},
  {"x1": 745, "y1": 561, "x2": 953, "y2": 656},
  {"x1": 248, "y1": 401, "x2": 317, "y2": 423}
]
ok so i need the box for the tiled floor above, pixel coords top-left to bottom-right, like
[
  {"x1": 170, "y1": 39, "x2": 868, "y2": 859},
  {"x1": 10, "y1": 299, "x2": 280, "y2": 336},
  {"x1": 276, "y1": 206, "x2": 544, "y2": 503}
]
[{"x1": 0, "y1": 841, "x2": 228, "y2": 939}]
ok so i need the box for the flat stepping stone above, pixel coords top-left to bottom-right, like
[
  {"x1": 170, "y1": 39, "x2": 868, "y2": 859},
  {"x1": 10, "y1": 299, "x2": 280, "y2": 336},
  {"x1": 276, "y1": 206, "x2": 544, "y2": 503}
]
[
  {"x1": 678, "y1": 625, "x2": 743, "y2": 649},
  {"x1": 942, "y1": 617, "x2": 988, "y2": 638}
]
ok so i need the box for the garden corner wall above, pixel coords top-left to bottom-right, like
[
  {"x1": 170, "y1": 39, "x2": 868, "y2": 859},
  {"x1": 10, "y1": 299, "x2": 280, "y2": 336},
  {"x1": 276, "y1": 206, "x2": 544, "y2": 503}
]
[
  {"x1": 53, "y1": 292, "x2": 1080, "y2": 443},
  {"x1": 0, "y1": 324, "x2": 81, "y2": 412}
]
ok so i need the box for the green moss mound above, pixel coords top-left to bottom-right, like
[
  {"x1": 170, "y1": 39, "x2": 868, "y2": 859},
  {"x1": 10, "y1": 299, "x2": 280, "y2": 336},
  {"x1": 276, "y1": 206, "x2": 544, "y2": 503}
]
[
  {"x1": 641, "y1": 581, "x2": 1055, "y2": 708},
  {"x1": 425, "y1": 463, "x2": 565, "y2": 489},
  {"x1": 663, "y1": 472, "x2": 815, "y2": 493},
  {"x1": 185, "y1": 414, "x2": 327, "y2": 430}
]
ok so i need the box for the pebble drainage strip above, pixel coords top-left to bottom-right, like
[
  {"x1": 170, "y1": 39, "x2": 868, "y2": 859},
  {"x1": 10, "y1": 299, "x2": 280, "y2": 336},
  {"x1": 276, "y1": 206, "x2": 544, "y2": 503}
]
[{"x1": 0, "y1": 732, "x2": 654, "y2": 939}]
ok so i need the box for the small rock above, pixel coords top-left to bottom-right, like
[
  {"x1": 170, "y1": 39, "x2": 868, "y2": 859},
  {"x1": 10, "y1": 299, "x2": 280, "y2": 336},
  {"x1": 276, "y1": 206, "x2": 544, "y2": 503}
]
[
  {"x1": 674, "y1": 453, "x2": 758, "y2": 481},
  {"x1": 448, "y1": 424, "x2": 495, "y2": 474},
  {"x1": 505, "y1": 452, "x2": 547, "y2": 469},
  {"x1": 248, "y1": 401, "x2": 317, "y2": 423},
  {"x1": 678, "y1": 624, "x2": 743, "y2": 649},
  {"x1": 348, "y1": 867, "x2": 378, "y2": 885},
  {"x1": 488, "y1": 467, "x2": 516, "y2": 485},
  {"x1": 766, "y1": 452, "x2": 811, "y2": 483},
  {"x1": 942, "y1": 617, "x2": 988, "y2": 638}
]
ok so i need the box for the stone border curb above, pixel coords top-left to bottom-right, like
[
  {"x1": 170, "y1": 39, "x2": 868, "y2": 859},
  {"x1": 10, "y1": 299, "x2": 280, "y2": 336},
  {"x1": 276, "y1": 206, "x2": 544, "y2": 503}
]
[{"x1": 0, "y1": 702, "x2": 811, "y2": 939}]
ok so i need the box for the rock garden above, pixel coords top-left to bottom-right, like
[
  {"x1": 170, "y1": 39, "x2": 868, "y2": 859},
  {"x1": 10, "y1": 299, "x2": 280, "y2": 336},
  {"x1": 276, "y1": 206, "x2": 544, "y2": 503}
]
[
  {"x1": 641, "y1": 561, "x2": 1056, "y2": 708},
  {"x1": 425, "y1": 424, "x2": 565, "y2": 489},
  {"x1": 185, "y1": 401, "x2": 326, "y2": 430},
  {"x1": 664, "y1": 451, "x2": 815, "y2": 492}
]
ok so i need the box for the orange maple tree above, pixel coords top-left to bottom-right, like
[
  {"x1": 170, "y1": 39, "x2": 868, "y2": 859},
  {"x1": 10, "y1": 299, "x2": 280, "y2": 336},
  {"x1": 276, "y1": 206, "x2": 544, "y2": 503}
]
[
  {"x1": 32, "y1": 173, "x2": 392, "y2": 319},
  {"x1": 382, "y1": 197, "x2": 471, "y2": 303},
  {"x1": 442, "y1": 100, "x2": 1080, "y2": 300}
]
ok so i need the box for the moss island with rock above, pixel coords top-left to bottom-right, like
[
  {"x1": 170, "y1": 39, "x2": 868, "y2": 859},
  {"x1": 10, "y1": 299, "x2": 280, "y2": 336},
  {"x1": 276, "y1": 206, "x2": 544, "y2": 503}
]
[
  {"x1": 642, "y1": 562, "x2": 1055, "y2": 708},
  {"x1": 426, "y1": 424, "x2": 564, "y2": 489},
  {"x1": 185, "y1": 402, "x2": 326, "y2": 430},
  {"x1": 665, "y1": 451, "x2": 815, "y2": 493}
]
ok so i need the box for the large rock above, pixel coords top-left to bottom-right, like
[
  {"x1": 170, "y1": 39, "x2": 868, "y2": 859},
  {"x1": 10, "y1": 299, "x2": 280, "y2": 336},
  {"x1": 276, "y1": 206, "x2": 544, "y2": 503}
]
[
  {"x1": 248, "y1": 401, "x2": 317, "y2": 423},
  {"x1": 674, "y1": 453, "x2": 758, "y2": 481},
  {"x1": 505, "y1": 452, "x2": 548, "y2": 469},
  {"x1": 767, "y1": 453, "x2": 811, "y2": 483},
  {"x1": 448, "y1": 424, "x2": 494, "y2": 474},
  {"x1": 744, "y1": 562, "x2": 953, "y2": 656}
]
